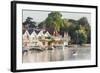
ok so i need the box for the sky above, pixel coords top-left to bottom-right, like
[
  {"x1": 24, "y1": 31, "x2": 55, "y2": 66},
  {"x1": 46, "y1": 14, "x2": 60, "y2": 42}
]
[{"x1": 23, "y1": 10, "x2": 91, "y2": 24}]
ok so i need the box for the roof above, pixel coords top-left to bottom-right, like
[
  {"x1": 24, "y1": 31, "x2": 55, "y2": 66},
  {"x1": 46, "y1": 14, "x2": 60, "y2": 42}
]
[
  {"x1": 23, "y1": 30, "x2": 30, "y2": 38},
  {"x1": 23, "y1": 28, "x2": 51, "y2": 35},
  {"x1": 30, "y1": 31, "x2": 37, "y2": 37},
  {"x1": 44, "y1": 31, "x2": 51, "y2": 37},
  {"x1": 37, "y1": 30, "x2": 44, "y2": 37}
]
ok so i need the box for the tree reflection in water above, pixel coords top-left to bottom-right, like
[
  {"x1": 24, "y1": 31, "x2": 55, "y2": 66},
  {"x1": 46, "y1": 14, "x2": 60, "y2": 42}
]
[{"x1": 22, "y1": 46, "x2": 91, "y2": 63}]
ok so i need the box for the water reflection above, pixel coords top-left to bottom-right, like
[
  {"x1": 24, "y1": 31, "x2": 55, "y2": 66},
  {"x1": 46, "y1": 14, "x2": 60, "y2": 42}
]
[{"x1": 22, "y1": 46, "x2": 91, "y2": 63}]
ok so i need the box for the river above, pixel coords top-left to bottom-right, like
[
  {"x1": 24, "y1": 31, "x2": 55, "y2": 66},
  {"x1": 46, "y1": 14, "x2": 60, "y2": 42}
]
[{"x1": 22, "y1": 46, "x2": 91, "y2": 63}]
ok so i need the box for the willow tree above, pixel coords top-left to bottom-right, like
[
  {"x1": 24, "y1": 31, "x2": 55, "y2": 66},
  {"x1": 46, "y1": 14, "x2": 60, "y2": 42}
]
[{"x1": 45, "y1": 11, "x2": 64, "y2": 35}]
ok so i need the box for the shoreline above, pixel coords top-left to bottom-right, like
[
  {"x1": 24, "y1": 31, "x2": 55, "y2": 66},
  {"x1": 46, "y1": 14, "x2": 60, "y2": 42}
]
[{"x1": 68, "y1": 44, "x2": 91, "y2": 47}]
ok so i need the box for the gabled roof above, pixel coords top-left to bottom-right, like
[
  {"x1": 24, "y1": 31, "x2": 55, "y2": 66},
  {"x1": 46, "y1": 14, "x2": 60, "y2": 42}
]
[
  {"x1": 23, "y1": 30, "x2": 30, "y2": 37},
  {"x1": 23, "y1": 28, "x2": 53, "y2": 37},
  {"x1": 22, "y1": 29, "x2": 26, "y2": 34},
  {"x1": 43, "y1": 30, "x2": 46, "y2": 34},
  {"x1": 44, "y1": 31, "x2": 51, "y2": 37},
  {"x1": 37, "y1": 30, "x2": 44, "y2": 37},
  {"x1": 30, "y1": 31, "x2": 37, "y2": 37}
]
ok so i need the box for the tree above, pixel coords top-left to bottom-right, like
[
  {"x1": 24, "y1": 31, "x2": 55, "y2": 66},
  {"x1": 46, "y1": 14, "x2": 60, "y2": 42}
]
[
  {"x1": 45, "y1": 11, "x2": 64, "y2": 35},
  {"x1": 62, "y1": 19, "x2": 71, "y2": 31},
  {"x1": 63, "y1": 17, "x2": 90, "y2": 44},
  {"x1": 23, "y1": 17, "x2": 36, "y2": 29},
  {"x1": 38, "y1": 13, "x2": 91, "y2": 45},
  {"x1": 83, "y1": 24, "x2": 91, "y2": 43},
  {"x1": 78, "y1": 17, "x2": 89, "y2": 26},
  {"x1": 63, "y1": 19, "x2": 79, "y2": 44},
  {"x1": 38, "y1": 21, "x2": 45, "y2": 29},
  {"x1": 78, "y1": 17, "x2": 91, "y2": 43},
  {"x1": 75, "y1": 25, "x2": 87, "y2": 45}
]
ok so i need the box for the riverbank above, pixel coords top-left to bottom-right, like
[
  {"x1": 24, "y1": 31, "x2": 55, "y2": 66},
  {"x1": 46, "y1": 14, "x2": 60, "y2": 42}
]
[{"x1": 67, "y1": 44, "x2": 91, "y2": 48}]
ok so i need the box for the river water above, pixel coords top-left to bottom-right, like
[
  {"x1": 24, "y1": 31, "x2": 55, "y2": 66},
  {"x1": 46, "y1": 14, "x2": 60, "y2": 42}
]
[{"x1": 22, "y1": 46, "x2": 91, "y2": 63}]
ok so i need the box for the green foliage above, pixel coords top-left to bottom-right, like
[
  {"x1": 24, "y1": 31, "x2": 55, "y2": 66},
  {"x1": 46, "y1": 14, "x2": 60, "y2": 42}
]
[
  {"x1": 75, "y1": 27, "x2": 87, "y2": 45},
  {"x1": 67, "y1": 17, "x2": 91, "y2": 44},
  {"x1": 23, "y1": 17, "x2": 36, "y2": 28},
  {"x1": 78, "y1": 17, "x2": 89, "y2": 25},
  {"x1": 38, "y1": 21, "x2": 45, "y2": 28},
  {"x1": 24, "y1": 12, "x2": 91, "y2": 45},
  {"x1": 45, "y1": 11, "x2": 63, "y2": 32}
]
